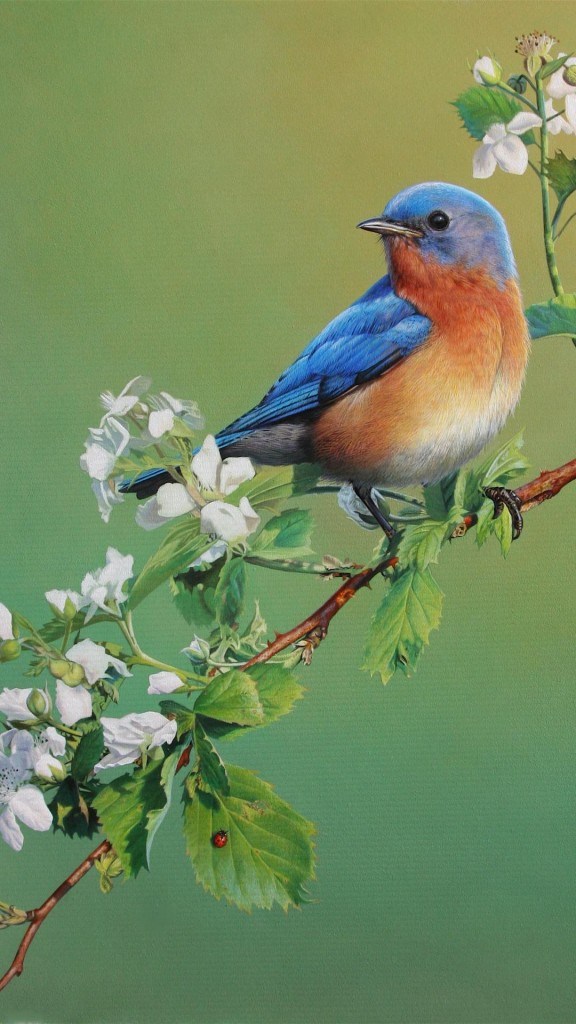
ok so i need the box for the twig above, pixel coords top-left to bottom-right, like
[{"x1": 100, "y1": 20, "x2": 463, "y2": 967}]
[
  {"x1": 0, "y1": 840, "x2": 111, "y2": 993},
  {"x1": 2, "y1": 456, "x2": 576, "y2": 994}
]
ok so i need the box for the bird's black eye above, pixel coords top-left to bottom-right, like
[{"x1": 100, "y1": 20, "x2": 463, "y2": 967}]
[{"x1": 427, "y1": 210, "x2": 450, "y2": 231}]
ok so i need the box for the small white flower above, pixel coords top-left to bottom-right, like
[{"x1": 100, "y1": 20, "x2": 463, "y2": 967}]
[
  {"x1": 0, "y1": 731, "x2": 52, "y2": 851},
  {"x1": 94, "y1": 712, "x2": 177, "y2": 772},
  {"x1": 544, "y1": 98, "x2": 573, "y2": 135},
  {"x1": 0, "y1": 603, "x2": 14, "y2": 641},
  {"x1": 473, "y1": 112, "x2": 542, "y2": 178},
  {"x1": 192, "y1": 435, "x2": 255, "y2": 496},
  {"x1": 80, "y1": 418, "x2": 131, "y2": 482},
  {"x1": 45, "y1": 589, "x2": 83, "y2": 617},
  {"x1": 0, "y1": 687, "x2": 47, "y2": 723},
  {"x1": 32, "y1": 727, "x2": 66, "y2": 781},
  {"x1": 91, "y1": 478, "x2": 125, "y2": 524},
  {"x1": 135, "y1": 482, "x2": 197, "y2": 531},
  {"x1": 80, "y1": 547, "x2": 134, "y2": 620},
  {"x1": 188, "y1": 540, "x2": 228, "y2": 569},
  {"x1": 473, "y1": 56, "x2": 502, "y2": 86},
  {"x1": 100, "y1": 375, "x2": 152, "y2": 422},
  {"x1": 55, "y1": 639, "x2": 131, "y2": 726},
  {"x1": 546, "y1": 54, "x2": 576, "y2": 99},
  {"x1": 200, "y1": 496, "x2": 260, "y2": 542},
  {"x1": 147, "y1": 408, "x2": 175, "y2": 439},
  {"x1": 147, "y1": 671, "x2": 183, "y2": 695},
  {"x1": 182, "y1": 636, "x2": 211, "y2": 663}
]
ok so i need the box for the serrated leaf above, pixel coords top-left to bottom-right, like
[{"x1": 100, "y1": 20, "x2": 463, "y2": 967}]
[
  {"x1": 453, "y1": 87, "x2": 527, "y2": 141},
  {"x1": 232, "y1": 464, "x2": 320, "y2": 511},
  {"x1": 194, "y1": 670, "x2": 264, "y2": 726},
  {"x1": 128, "y1": 517, "x2": 215, "y2": 610},
  {"x1": 70, "y1": 725, "x2": 104, "y2": 781},
  {"x1": 493, "y1": 506, "x2": 513, "y2": 557},
  {"x1": 183, "y1": 764, "x2": 315, "y2": 910},
  {"x1": 526, "y1": 295, "x2": 576, "y2": 340},
  {"x1": 93, "y1": 756, "x2": 177, "y2": 877},
  {"x1": 423, "y1": 473, "x2": 458, "y2": 519},
  {"x1": 49, "y1": 779, "x2": 100, "y2": 839},
  {"x1": 547, "y1": 151, "x2": 576, "y2": 204},
  {"x1": 250, "y1": 509, "x2": 314, "y2": 559},
  {"x1": 194, "y1": 721, "x2": 230, "y2": 794},
  {"x1": 363, "y1": 568, "x2": 443, "y2": 685},
  {"x1": 198, "y1": 665, "x2": 304, "y2": 741},
  {"x1": 172, "y1": 558, "x2": 224, "y2": 627},
  {"x1": 158, "y1": 699, "x2": 196, "y2": 739},
  {"x1": 397, "y1": 519, "x2": 454, "y2": 570},
  {"x1": 214, "y1": 558, "x2": 246, "y2": 626},
  {"x1": 476, "y1": 431, "x2": 528, "y2": 489}
]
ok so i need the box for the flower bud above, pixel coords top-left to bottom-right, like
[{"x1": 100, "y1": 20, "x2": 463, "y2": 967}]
[
  {"x1": 26, "y1": 688, "x2": 51, "y2": 717},
  {"x1": 507, "y1": 74, "x2": 527, "y2": 94},
  {"x1": 473, "y1": 56, "x2": 502, "y2": 86},
  {"x1": 49, "y1": 659, "x2": 86, "y2": 687},
  {"x1": 0, "y1": 639, "x2": 20, "y2": 662},
  {"x1": 564, "y1": 65, "x2": 576, "y2": 87}
]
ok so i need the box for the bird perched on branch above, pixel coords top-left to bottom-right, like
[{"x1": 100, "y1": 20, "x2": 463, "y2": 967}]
[{"x1": 123, "y1": 182, "x2": 529, "y2": 537}]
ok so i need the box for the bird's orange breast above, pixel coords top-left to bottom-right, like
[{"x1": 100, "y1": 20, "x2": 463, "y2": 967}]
[{"x1": 312, "y1": 253, "x2": 529, "y2": 486}]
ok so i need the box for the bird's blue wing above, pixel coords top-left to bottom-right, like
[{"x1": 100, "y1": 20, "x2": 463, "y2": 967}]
[{"x1": 215, "y1": 275, "x2": 431, "y2": 448}]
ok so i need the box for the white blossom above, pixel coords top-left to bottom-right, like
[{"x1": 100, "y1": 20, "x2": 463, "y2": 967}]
[
  {"x1": 182, "y1": 636, "x2": 211, "y2": 663},
  {"x1": 0, "y1": 603, "x2": 14, "y2": 642},
  {"x1": 200, "y1": 496, "x2": 260, "y2": 542},
  {"x1": 80, "y1": 417, "x2": 131, "y2": 481},
  {"x1": 55, "y1": 638, "x2": 131, "y2": 726},
  {"x1": 136, "y1": 482, "x2": 197, "y2": 531},
  {"x1": 100, "y1": 375, "x2": 152, "y2": 422},
  {"x1": 45, "y1": 589, "x2": 84, "y2": 617},
  {"x1": 473, "y1": 56, "x2": 501, "y2": 86},
  {"x1": 0, "y1": 731, "x2": 52, "y2": 851},
  {"x1": 188, "y1": 540, "x2": 227, "y2": 569},
  {"x1": 473, "y1": 112, "x2": 542, "y2": 178},
  {"x1": 192, "y1": 434, "x2": 255, "y2": 496},
  {"x1": 90, "y1": 478, "x2": 125, "y2": 524},
  {"x1": 0, "y1": 687, "x2": 49, "y2": 723},
  {"x1": 32, "y1": 727, "x2": 66, "y2": 781},
  {"x1": 546, "y1": 54, "x2": 576, "y2": 99},
  {"x1": 147, "y1": 671, "x2": 183, "y2": 695},
  {"x1": 55, "y1": 682, "x2": 93, "y2": 727},
  {"x1": 80, "y1": 547, "x2": 134, "y2": 620},
  {"x1": 94, "y1": 712, "x2": 177, "y2": 772},
  {"x1": 544, "y1": 98, "x2": 573, "y2": 135}
]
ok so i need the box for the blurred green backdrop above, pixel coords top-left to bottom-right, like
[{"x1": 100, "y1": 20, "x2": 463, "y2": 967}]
[{"x1": 1, "y1": 2, "x2": 575, "y2": 1022}]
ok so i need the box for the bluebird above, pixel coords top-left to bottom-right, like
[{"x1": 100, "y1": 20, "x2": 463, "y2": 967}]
[{"x1": 124, "y1": 182, "x2": 529, "y2": 537}]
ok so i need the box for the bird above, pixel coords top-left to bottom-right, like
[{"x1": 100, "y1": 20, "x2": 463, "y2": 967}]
[{"x1": 122, "y1": 181, "x2": 530, "y2": 538}]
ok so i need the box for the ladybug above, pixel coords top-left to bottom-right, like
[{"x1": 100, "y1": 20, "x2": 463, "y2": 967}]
[{"x1": 212, "y1": 830, "x2": 228, "y2": 848}]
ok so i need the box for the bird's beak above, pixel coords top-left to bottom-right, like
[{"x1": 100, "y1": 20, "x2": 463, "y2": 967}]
[{"x1": 357, "y1": 218, "x2": 423, "y2": 239}]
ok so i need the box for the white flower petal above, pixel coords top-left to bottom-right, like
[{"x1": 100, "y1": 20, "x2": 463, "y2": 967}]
[
  {"x1": 473, "y1": 143, "x2": 498, "y2": 178},
  {"x1": 0, "y1": 688, "x2": 35, "y2": 722},
  {"x1": 9, "y1": 785, "x2": 52, "y2": 832},
  {"x1": 67, "y1": 638, "x2": 108, "y2": 685},
  {"x1": 135, "y1": 496, "x2": 166, "y2": 531},
  {"x1": 507, "y1": 111, "x2": 542, "y2": 135},
  {"x1": 200, "y1": 498, "x2": 260, "y2": 542},
  {"x1": 56, "y1": 681, "x2": 93, "y2": 726},
  {"x1": 42, "y1": 727, "x2": 66, "y2": 758},
  {"x1": 188, "y1": 540, "x2": 227, "y2": 569},
  {"x1": 483, "y1": 123, "x2": 507, "y2": 144},
  {"x1": 219, "y1": 457, "x2": 255, "y2": 495},
  {"x1": 473, "y1": 56, "x2": 501, "y2": 85},
  {"x1": 80, "y1": 443, "x2": 118, "y2": 481},
  {"x1": 155, "y1": 483, "x2": 197, "y2": 519},
  {"x1": 95, "y1": 712, "x2": 177, "y2": 772},
  {"x1": 493, "y1": 134, "x2": 529, "y2": 174},
  {"x1": 564, "y1": 93, "x2": 576, "y2": 131},
  {"x1": 191, "y1": 435, "x2": 222, "y2": 492},
  {"x1": 148, "y1": 408, "x2": 175, "y2": 439},
  {"x1": 91, "y1": 479, "x2": 125, "y2": 524},
  {"x1": 33, "y1": 753, "x2": 62, "y2": 781},
  {"x1": 0, "y1": 807, "x2": 24, "y2": 850},
  {"x1": 147, "y1": 671, "x2": 183, "y2": 695},
  {"x1": 547, "y1": 56, "x2": 576, "y2": 99},
  {"x1": 100, "y1": 376, "x2": 152, "y2": 419},
  {"x1": 0, "y1": 603, "x2": 14, "y2": 641},
  {"x1": 45, "y1": 589, "x2": 83, "y2": 615}
]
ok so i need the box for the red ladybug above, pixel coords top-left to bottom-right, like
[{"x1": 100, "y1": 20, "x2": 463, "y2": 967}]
[{"x1": 212, "y1": 830, "x2": 228, "y2": 848}]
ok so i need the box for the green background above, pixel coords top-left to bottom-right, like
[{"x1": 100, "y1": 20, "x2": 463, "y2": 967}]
[{"x1": 1, "y1": 2, "x2": 575, "y2": 1022}]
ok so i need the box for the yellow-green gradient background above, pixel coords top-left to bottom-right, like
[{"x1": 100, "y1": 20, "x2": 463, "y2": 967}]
[{"x1": 1, "y1": 3, "x2": 575, "y2": 1022}]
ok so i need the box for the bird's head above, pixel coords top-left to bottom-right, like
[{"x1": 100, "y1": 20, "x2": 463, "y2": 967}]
[{"x1": 358, "y1": 182, "x2": 516, "y2": 287}]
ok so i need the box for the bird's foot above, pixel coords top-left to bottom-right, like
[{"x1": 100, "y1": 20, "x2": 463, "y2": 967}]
[
  {"x1": 353, "y1": 484, "x2": 396, "y2": 539},
  {"x1": 484, "y1": 486, "x2": 524, "y2": 540}
]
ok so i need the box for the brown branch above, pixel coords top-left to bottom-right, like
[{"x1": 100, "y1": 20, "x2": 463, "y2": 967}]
[
  {"x1": 0, "y1": 839, "x2": 111, "y2": 994},
  {"x1": 2, "y1": 455, "x2": 576, "y2": 994}
]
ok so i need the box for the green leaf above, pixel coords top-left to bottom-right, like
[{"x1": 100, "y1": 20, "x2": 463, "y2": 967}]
[
  {"x1": 233, "y1": 464, "x2": 320, "y2": 510},
  {"x1": 540, "y1": 52, "x2": 574, "y2": 80},
  {"x1": 248, "y1": 664, "x2": 305, "y2": 723},
  {"x1": 493, "y1": 506, "x2": 513, "y2": 557},
  {"x1": 453, "y1": 87, "x2": 527, "y2": 141},
  {"x1": 49, "y1": 779, "x2": 100, "y2": 839},
  {"x1": 128, "y1": 517, "x2": 214, "y2": 610},
  {"x1": 70, "y1": 725, "x2": 104, "y2": 781},
  {"x1": 423, "y1": 473, "x2": 458, "y2": 519},
  {"x1": 363, "y1": 568, "x2": 443, "y2": 685},
  {"x1": 526, "y1": 294, "x2": 576, "y2": 340},
  {"x1": 547, "y1": 151, "x2": 576, "y2": 204},
  {"x1": 93, "y1": 756, "x2": 178, "y2": 877},
  {"x1": 193, "y1": 721, "x2": 230, "y2": 794},
  {"x1": 214, "y1": 558, "x2": 246, "y2": 626},
  {"x1": 158, "y1": 699, "x2": 196, "y2": 739},
  {"x1": 194, "y1": 670, "x2": 264, "y2": 726},
  {"x1": 183, "y1": 764, "x2": 315, "y2": 910},
  {"x1": 171, "y1": 557, "x2": 225, "y2": 628},
  {"x1": 250, "y1": 509, "x2": 314, "y2": 559},
  {"x1": 397, "y1": 519, "x2": 454, "y2": 571},
  {"x1": 476, "y1": 430, "x2": 528, "y2": 489}
]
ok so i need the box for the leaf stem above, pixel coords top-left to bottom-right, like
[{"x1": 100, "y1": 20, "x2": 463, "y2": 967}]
[
  {"x1": 244, "y1": 554, "x2": 359, "y2": 578},
  {"x1": 117, "y1": 613, "x2": 205, "y2": 686},
  {"x1": 535, "y1": 71, "x2": 564, "y2": 296}
]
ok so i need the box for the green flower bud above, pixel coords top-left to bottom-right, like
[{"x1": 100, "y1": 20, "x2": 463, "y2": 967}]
[
  {"x1": 0, "y1": 639, "x2": 21, "y2": 662},
  {"x1": 525, "y1": 54, "x2": 542, "y2": 77},
  {"x1": 473, "y1": 56, "x2": 502, "y2": 86},
  {"x1": 564, "y1": 65, "x2": 576, "y2": 87},
  {"x1": 26, "y1": 688, "x2": 51, "y2": 717},
  {"x1": 49, "y1": 659, "x2": 86, "y2": 687},
  {"x1": 507, "y1": 74, "x2": 528, "y2": 95}
]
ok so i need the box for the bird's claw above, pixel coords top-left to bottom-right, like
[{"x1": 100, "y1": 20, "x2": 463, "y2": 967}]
[{"x1": 484, "y1": 486, "x2": 523, "y2": 540}]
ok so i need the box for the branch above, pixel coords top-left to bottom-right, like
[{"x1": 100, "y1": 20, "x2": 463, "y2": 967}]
[
  {"x1": 0, "y1": 839, "x2": 111, "y2": 993},
  {"x1": 2, "y1": 457, "x2": 575, "y2": 993}
]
